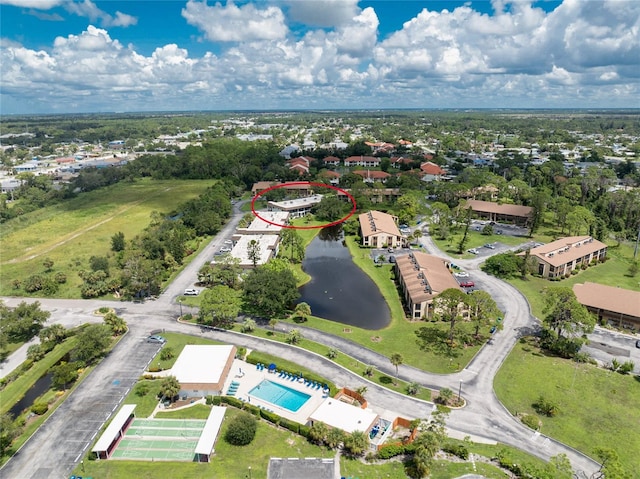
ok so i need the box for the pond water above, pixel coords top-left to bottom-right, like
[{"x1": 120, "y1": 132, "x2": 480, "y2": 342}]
[
  {"x1": 8, "y1": 372, "x2": 52, "y2": 418},
  {"x1": 298, "y1": 225, "x2": 390, "y2": 330}
]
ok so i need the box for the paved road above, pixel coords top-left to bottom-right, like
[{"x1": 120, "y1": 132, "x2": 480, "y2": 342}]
[{"x1": 1, "y1": 212, "x2": 604, "y2": 478}]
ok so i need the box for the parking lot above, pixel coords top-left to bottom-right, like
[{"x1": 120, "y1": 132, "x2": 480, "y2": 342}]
[{"x1": 470, "y1": 219, "x2": 529, "y2": 237}]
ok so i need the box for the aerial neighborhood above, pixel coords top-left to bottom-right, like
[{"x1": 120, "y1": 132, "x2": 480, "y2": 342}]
[{"x1": 1, "y1": 110, "x2": 639, "y2": 479}]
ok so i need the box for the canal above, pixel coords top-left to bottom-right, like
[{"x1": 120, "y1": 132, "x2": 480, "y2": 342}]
[{"x1": 298, "y1": 225, "x2": 391, "y2": 330}]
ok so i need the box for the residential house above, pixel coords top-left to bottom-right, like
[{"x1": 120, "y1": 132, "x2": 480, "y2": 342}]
[
  {"x1": 358, "y1": 210, "x2": 403, "y2": 248},
  {"x1": 394, "y1": 252, "x2": 462, "y2": 319},
  {"x1": 251, "y1": 181, "x2": 314, "y2": 198},
  {"x1": 420, "y1": 161, "x2": 446, "y2": 181},
  {"x1": 353, "y1": 170, "x2": 391, "y2": 183},
  {"x1": 521, "y1": 236, "x2": 607, "y2": 279},
  {"x1": 322, "y1": 156, "x2": 341, "y2": 167},
  {"x1": 337, "y1": 188, "x2": 402, "y2": 204},
  {"x1": 345, "y1": 155, "x2": 380, "y2": 168},
  {"x1": 573, "y1": 282, "x2": 640, "y2": 333},
  {"x1": 390, "y1": 156, "x2": 414, "y2": 169},
  {"x1": 316, "y1": 169, "x2": 341, "y2": 185},
  {"x1": 465, "y1": 199, "x2": 533, "y2": 226}
]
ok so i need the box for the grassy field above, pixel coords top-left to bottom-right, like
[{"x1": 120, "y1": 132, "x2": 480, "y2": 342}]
[
  {"x1": 494, "y1": 338, "x2": 640, "y2": 477},
  {"x1": 77, "y1": 406, "x2": 332, "y2": 479},
  {"x1": 0, "y1": 178, "x2": 215, "y2": 298},
  {"x1": 508, "y1": 241, "x2": 640, "y2": 319}
]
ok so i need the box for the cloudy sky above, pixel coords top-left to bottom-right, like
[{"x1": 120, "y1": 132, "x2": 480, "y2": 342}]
[{"x1": 1, "y1": 0, "x2": 638, "y2": 114}]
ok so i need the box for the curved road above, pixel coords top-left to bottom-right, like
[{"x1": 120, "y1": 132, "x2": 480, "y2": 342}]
[{"x1": 0, "y1": 210, "x2": 601, "y2": 478}]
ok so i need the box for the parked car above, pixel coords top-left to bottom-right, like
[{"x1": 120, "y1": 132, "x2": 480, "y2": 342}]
[
  {"x1": 224, "y1": 239, "x2": 233, "y2": 244},
  {"x1": 184, "y1": 288, "x2": 200, "y2": 296},
  {"x1": 455, "y1": 271, "x2": 470, "y2": 278},
  {"x1": 147, "y1": 335, "x2": 166, "y2": 344},
  {"x1": 220, "y1": 247, "x2": 232, "y2": 253},
  {"x1": 636, "y1": 339, "x2": 640, "y2": 349},
  {"x1": 467, "y1": 248, "x2": 479, "y2": 254},
  {"x1": 459, "y1": 281, "x2": 475, "y2": 288},
  {"x1": 483, "y1": 243, "x2": 496, "y2": 249}
]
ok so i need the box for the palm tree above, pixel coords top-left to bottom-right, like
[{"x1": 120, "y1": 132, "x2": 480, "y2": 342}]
[
  {"x1": 293, "y1": 302, "x2": 312, "y2": 323},
  {"x1": 159, "y1": 375, "x2": 180, "y2": 403},
  {"x1": 390, "y1": 353, "x2": 404, "y2": 384},
  {"x1": 308, "y1": 421, "x2": 328, "y2": 445},
  {"x1": 325, "y1": 428, "x2": 345, "y2": 449},
  {"x1": 269, "y1": 318, "x2": 278, "y2": 331},
  {"x1": 344, "y1": 430, "x2": 368, "y2": 456}
]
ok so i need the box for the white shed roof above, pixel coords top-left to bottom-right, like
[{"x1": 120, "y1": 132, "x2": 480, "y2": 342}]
[
  {"x1": 92, "y1": 404, "x2": 136, "y2": 453},
  {"x1": 308, "y1": 399, "x2": 378, "y2": 434},
  {"x1": 195, "y1": 406, "x2": 226, "y2": 456},
  {"x1": 171, "y1": 345, "x2": 234, "y2": 385}
]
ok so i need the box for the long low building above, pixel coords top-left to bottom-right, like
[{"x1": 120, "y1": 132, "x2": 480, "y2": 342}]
[
  {"x1": 465, "y1": 199, "x2": 533, "y2": 226},
  {"x1": 394, "y1": 251, "x2": 461, "y2": 319},
  {"x1": 521, "y1": 236, "x2": 607, "y2": 279},
  {"x1": 268, "y1": 194, "x2": 323, "y2": 218},
  {"x1": 236, "y1": 210, "x2": 290, "y2": 235},
  {"x1": 170, "y1": 345, "x2": 236, "y2": 397},
  {"x1": 227, "y1": 234, "x2": 281, "y2": 268},
  {"x1": 573, "y1": 282, "x2": 640, "y2": 333}
]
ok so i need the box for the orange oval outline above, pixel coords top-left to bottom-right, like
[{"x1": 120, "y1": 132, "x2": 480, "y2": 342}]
[{"x1": 251, "y1": 181, "x2": 357, "y2": 230}]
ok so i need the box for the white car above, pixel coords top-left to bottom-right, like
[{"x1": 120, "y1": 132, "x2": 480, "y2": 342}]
[
  {"x1": 184, "y1": 288, "x2": 200, "y2": 296},
  {"x1": 455, "y1": 271, "x2": 470, "y2": 278},
  {"x1": 220, "y1": 247, "x2": 232, "y2": 253},
  {"x1": 467, "y1": 248, "x2": 479, "y2": 254},
  {"x1": 224, "y1": 239, "x2": 233, "y2": 244}
]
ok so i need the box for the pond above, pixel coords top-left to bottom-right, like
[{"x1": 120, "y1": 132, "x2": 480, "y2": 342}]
[
  {"x1": 8, "y1": 372, "x2": 52, "y2": 418},
  {"x1": 298, "y1": 225, "x2": 391, "y2": 330}
]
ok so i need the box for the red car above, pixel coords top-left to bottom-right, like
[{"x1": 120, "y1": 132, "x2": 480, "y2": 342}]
[{"x1": 459, "y1": 281, "x2": 475, "y2": 288}]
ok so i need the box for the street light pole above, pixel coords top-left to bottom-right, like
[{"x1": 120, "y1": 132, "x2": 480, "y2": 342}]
[
  {"x1": 458, "y1": 380, "x2": 463, "y2": 402},
  {"x1": 248, "y1": 466, "x2": 252, "y2": 479},
  {"x1": 179, "y1": 299, "x2": 183, "y2": 317}
]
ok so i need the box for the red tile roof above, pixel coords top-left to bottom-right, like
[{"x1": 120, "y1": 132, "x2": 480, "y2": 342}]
[
  {"x1": 353, "y1": 170, "x2": 391, "y2": 180},
  {"x1": 420, "y1": 161, "x2": 446, "y2": 175}
]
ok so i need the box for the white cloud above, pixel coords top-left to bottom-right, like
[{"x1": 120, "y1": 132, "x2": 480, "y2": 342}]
[
  {"x1": 64, "y1": 0, "x2": 137, "y2": 28},
  {"x1": 181, "y1": 0, "x2": 288, "y2": 42},
  {"x1": 0, "y1": 0, "x2": 638, "y2": 113},
  {"x1": 284, "y1": 0, "x2": 360, "y2": 27},
  {"x1": 0, "y1": 0, "x2": 63, "y2": 8}
]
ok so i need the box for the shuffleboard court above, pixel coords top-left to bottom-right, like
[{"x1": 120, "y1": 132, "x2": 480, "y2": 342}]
[
  {"x1": 131, "y1": 418, "x2": 206, "y2": 429},
  {"x1": 118, "y1": 439, "x2": 199, "y2": 450},
  {"x1": 126, "y1": 426, "x2": 203, "y2": 438}
]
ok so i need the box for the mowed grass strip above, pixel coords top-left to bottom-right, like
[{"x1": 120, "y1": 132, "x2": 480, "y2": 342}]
[
  {"x1": 494, "y1": 339, "x2": 640, "y2": 476},
  {"x1": 0, "y1": 179, "x2": 215, "y2": 297}
]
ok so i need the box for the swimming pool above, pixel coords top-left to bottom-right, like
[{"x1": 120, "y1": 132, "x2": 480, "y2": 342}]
[{"x1": 248, "y1": 379, "x2": 311, "y2": 412}]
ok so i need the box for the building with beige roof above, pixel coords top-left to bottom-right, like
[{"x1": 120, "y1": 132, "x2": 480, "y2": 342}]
[
  {"x1": 520, "y1": 236, "x2": 607, "y2": 279},
  {"x1": 573, "y1": 282, "x2": 640, "y2": 332},
  {"x1": 394, "y1": 251, "x2": 462, "y2": 319},
  {"x1": 465, "y1": 199, "x2": 533, "y2": 226},
  {"x1": 358, "y1": 210, "x2": 403, "y2": 248}
]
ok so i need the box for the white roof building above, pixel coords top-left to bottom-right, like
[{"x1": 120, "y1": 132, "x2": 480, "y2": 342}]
[
  {"x1": 268, "y1": 194, "x2": 323, "y2": 218},
  {"x1": 307, "y1": 398, "x2": 378, "y2": 434},
  {"x1": 169, "y1": 345, "x2": 236, "y2": 397},
  {"x1": 236, "y1": 210, "x2": 290, "y2": 235},
  {"x1": 228, "y1": 234, "x2": 280, "y2": 269}
]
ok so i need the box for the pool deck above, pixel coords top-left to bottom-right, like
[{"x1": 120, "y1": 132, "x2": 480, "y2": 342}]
[{"x1": 223, "y1": 358, "x2": 329, "y2": 425}]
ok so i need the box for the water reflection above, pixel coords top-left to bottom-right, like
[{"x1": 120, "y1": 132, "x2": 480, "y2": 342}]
[{"x1": 298, "y1": 225, "x2": 391, "y2": 330}]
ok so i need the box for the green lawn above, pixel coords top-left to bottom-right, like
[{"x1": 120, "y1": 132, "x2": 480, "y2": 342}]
[
  {"x1": 0, "y1": 178, "x2": 215, "y2": 298},
  {"x1": 494, "y1": 338, "x2": 640, "y2": 477},
  {"x1": 508, "y1": 241, "x2": 640, "y2": 319},
  {"x1": 77, "y1": 407, "x2": 332, "y2": 479}
]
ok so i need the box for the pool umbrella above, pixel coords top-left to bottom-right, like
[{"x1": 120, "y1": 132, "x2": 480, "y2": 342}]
[{"x1": 268, "y1": 363, "x2": 276, "y2": 371}]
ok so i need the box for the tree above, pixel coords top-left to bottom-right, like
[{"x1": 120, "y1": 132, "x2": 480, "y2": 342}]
[
  {"x1": 390, "y1": 353, "x2": 403, "y2": 384},
  {"x1": 344, "y1": 430, "x2": 369, "y2": 456},
  {"x1": 268, "y1": 318, "x2": 278, "y2": 331},
  {"x1": 456, "y1": 207, "x2": 472, "y2": 253},
  {"x1": 27, "y1": 344, "x2": 45, "y2": 361},
  {"x1": 247, "y1": 239, "x2": 261, "y2": 268},
  {"x1": 410, "y1": 411, "x2": 447, "y2": 478},
  {"x1": 481, "y1": 252, "x2": 523, "y2": 279},
  {"x1": 103, "y1": 312, "x2": 127, "y2": 336},
  {"x1": 42, "y1": 257, "x2": 54, "y2": 272},
  {"x1": 436, "y1": 387, "x2": 454, "y2": 405},
  {"x1": 242, "y1": 265, "x2": 299, "y2": 317},
  {"x1": 466, "y1": 290, "x2": 500, "y2": 338},
  {"x1": 543, "y1": 287, "x2": 595, "y2": 339},
  {"x1": 241, "y1": 318, "x2": 256, "y2": 333},
  {"x1": 592, "y1": 447, "x2": 631, "y2": 479},
  {"x1": 292, "y1": 302, "x2": 311, "y2": 323},
  {"x1": 199, "y1": 285, "x2": 242, "y2": 328},
  {"x1": 325, "y1": 427, "x2": 345, "y2": 449},
  {"x1": 433, "y1": 288, "x2": 469, "y2": 345},
  {"x1": 308, "y1": 421, "x2": 329, "y2": 445},
  {"x1": 0, "y1": 301, "x2": 50, "y2": 343},
  {"x1": 73, "y1": 324, "x2": 111, "y2": 365},
  {"x1": 51, "y1": 361, "x2": 79, "y2": 390},
  {"x1": 0, "y1": 413, "x2": 21, "y2": 457},
  {"x1": 38, "y1": 323, "x2": 67, "y2": 346},
  {"x1": 286, "y1": 329, "x2": 302, "y2": 344},
  {"x1": 280, "y1": 228, "x2": 305, "y2": 263},
  {"x1": 159, "y1": 375, "x2": 181, "y2": 402},
  {"x1": 225, "y1": 412, "x2": 257, "y2": 446},
  {"x1": 205, "y1": 253, "x2": 242, "y2": 288},
  {"x1": 312, "y1": 194, "x2": 350, "y2": 222}
]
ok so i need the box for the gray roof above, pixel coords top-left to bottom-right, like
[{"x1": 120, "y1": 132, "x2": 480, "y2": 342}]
[{"x1": 268, "y1": 457, "x2": 336, "y2": 479}]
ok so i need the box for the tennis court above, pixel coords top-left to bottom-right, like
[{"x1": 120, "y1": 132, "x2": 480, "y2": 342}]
[{"x1": 111, "y1": 418, "x2": 207, "y2": 461}]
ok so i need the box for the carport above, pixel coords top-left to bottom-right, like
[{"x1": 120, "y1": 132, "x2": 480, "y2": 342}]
[{"x1": 91, "y1": 404, "x2": 136, "y2": 459}]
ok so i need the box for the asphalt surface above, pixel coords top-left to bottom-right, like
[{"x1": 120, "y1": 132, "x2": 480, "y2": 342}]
[{"x1": 1, "y1": 210, "x2": 623, "y2": 478}]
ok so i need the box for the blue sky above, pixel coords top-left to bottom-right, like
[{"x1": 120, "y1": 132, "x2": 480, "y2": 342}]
[{"x1": 0, "y1": 0, "x2": 637, "y2": 114}]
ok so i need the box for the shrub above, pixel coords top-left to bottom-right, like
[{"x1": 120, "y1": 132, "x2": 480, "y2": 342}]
[
  {"x1": 618, "y1": 361, "x2": 635, "y2": 375},
  {"x1": 224, "y1": 412, "x2": 257, "y2": 446},
  {"x1": 159, "y1": 347, "x2": 174, "y2": 361},
  {"x1": 135, "y1": 383, "x2": 150, "y2": 397},
  {"x1": 299, "y1": 424, "x2": 310, "y2": 438},
  {"x1": 280, "y1": 418, "x2": 299, "y2": 434},
  {"x1": 259, "y1": 409, "x2": 280, "y2": 425},
  {"x1": 31, "y1": 401, "x2": 49, "y2": 415},
  {"x1": 236, "y1": 347, "x2": 246, "y2": 359},
  {"x1": 520, "y1": 413, "x2": 541, "y2": 430},
  {"x1": 243, "y1": 404, "x2": 261, "y2": 417},
  {"x1": 377, "y1": 444, "x2": 406, "y2": 459},
  {"x1": 533, "y1": 395, "x2": 559, "y2": 417},
  {"x1": 221, "y1": 396, "x2": 243, "y2": 409},
  {"x1": 443, "y1": 442, "x2": 469, "y2": 460}
]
